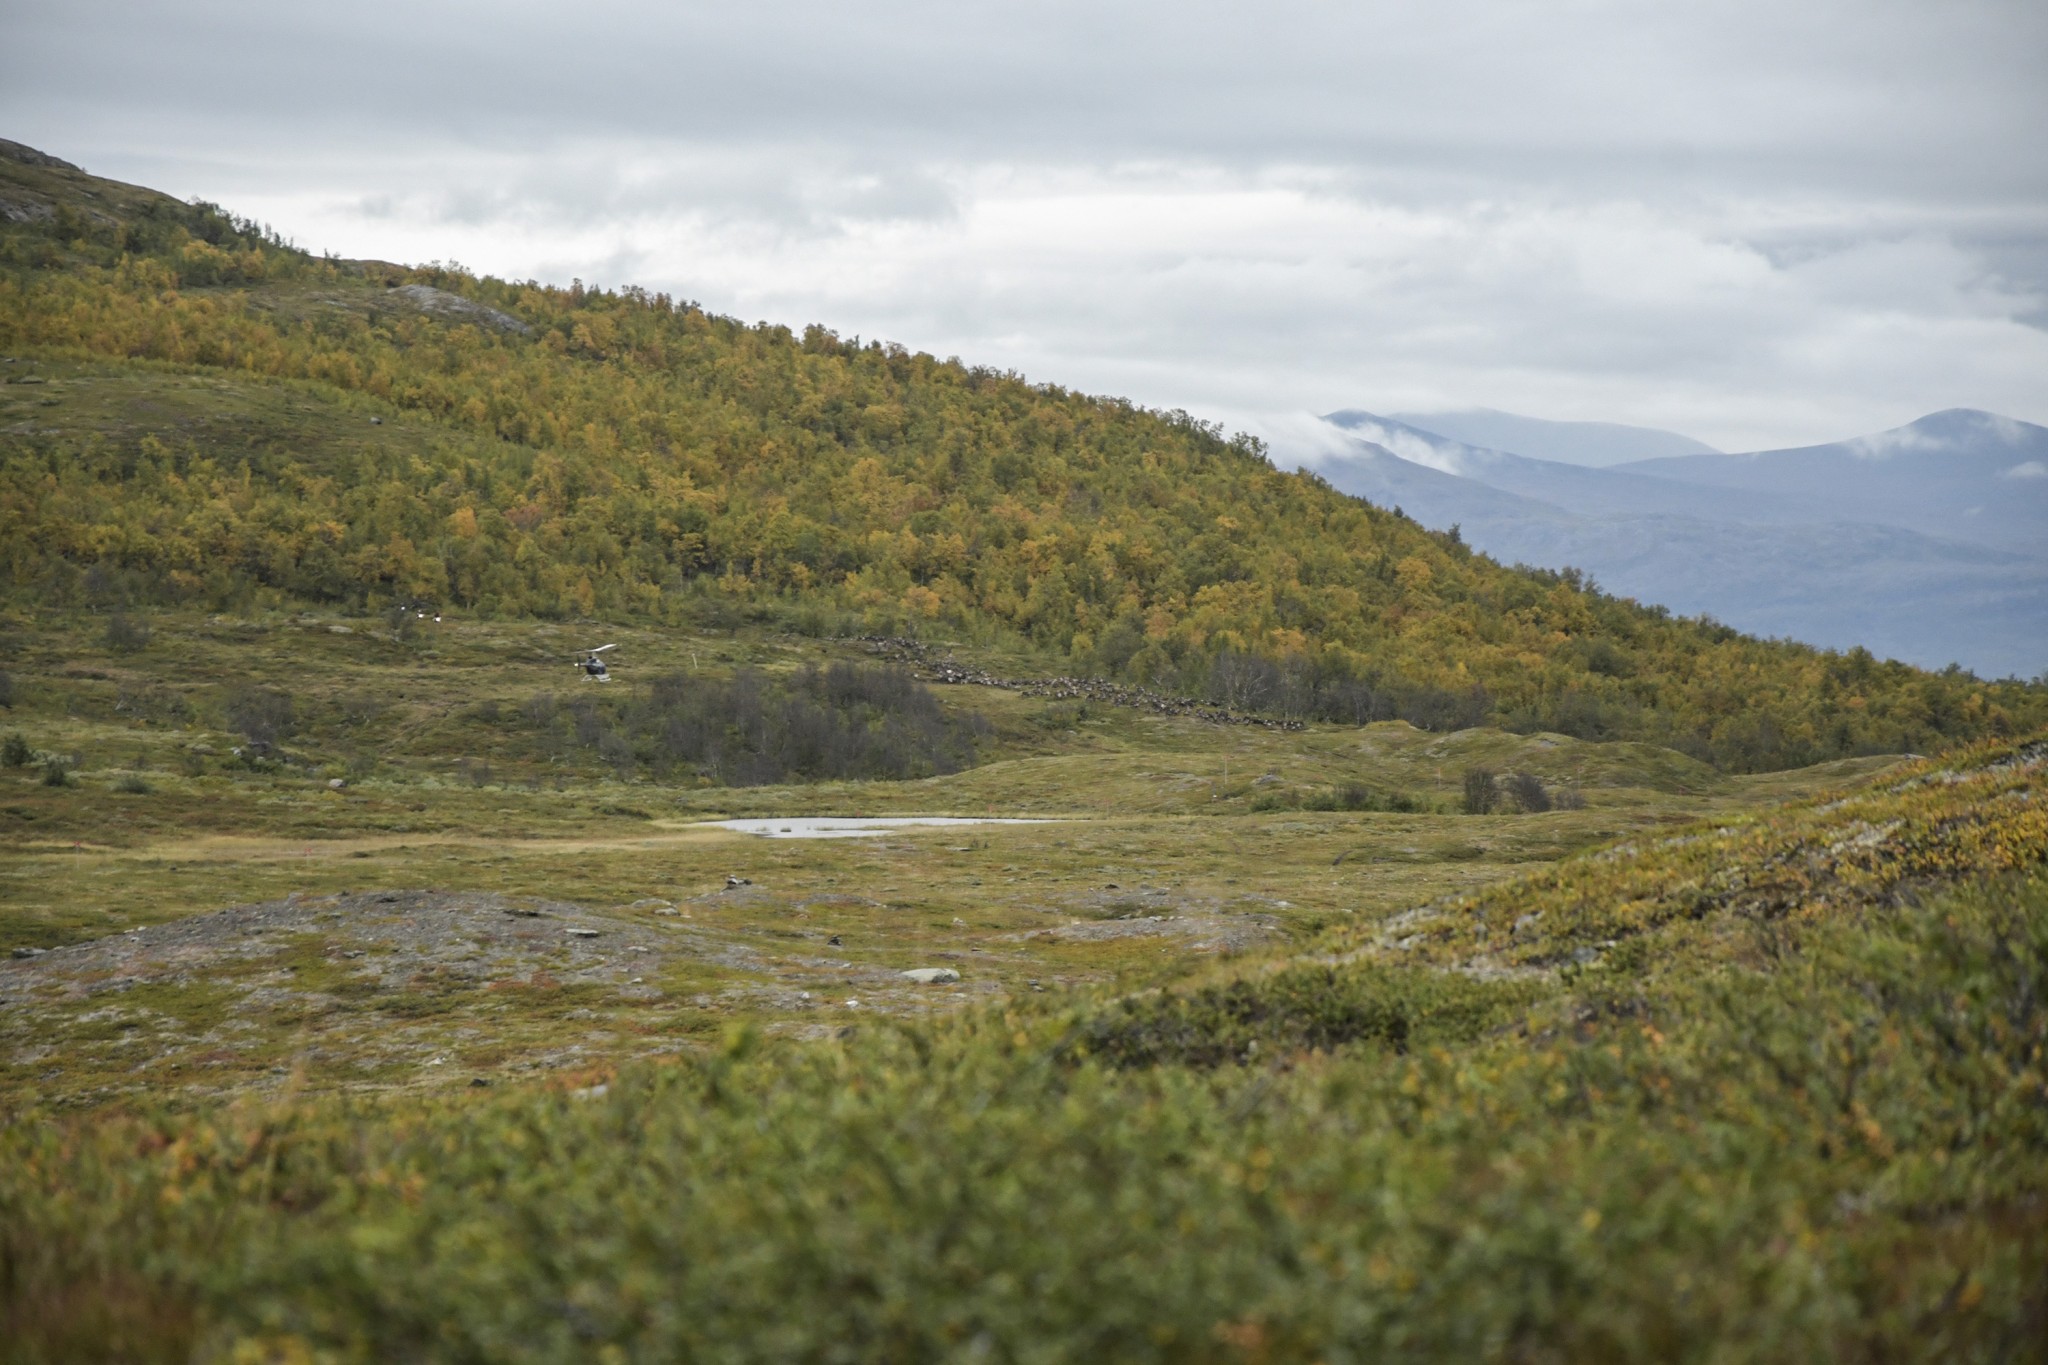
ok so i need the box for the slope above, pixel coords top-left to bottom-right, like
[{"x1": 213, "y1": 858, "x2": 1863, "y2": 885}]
[{"x1": 2, "y1": 138, "x2": 2044, "y2": 768}]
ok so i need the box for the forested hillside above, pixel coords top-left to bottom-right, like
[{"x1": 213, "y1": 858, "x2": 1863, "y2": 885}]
[{"x1": 1, "y1": 142, "x2": 2040, "y2": 770}]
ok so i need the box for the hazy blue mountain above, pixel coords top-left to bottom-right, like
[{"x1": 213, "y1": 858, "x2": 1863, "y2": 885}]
[
  {"x1": 1389, "y1": 408, "x2": 1721, "y2": 466},
  {"x1": 1322, "y1": 412, "x2": 1811, "y2": 523},
  {"x1": 1615, "y1": 409, "x2": 2048, "y2": 556},
  {"x1": 1307, "y1": 415, "x2": 2048, "y2": 679}
]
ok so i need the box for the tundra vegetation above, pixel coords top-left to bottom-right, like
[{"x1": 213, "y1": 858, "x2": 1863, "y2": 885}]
[{"x1": 2, "y1": 143, "x2": 2046, "y2": 1361}]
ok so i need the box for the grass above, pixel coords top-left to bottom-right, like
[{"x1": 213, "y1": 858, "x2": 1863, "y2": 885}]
[
  {"x1": 1, "y1": 744, "x2": 2042, "y2": 1360},
  {"x1": 1, "y1": 612, "x2": 2042, "y2": 1360},
  {"x1": 0, "y1": 608, "x2": 1919, "y2": 1110}
]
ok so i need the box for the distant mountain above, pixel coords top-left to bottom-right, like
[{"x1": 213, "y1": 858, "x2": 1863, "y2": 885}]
[
  {"x1": 1308, "y1": 413, "x2": 2048, "y2": 679},
  {"x1": 1616, "y1": 410, "x2": 2048, "y2": 557},
  {"x1": 1388, "y1": 409, "x2": 1720, "y2": 467},
  {"x1": 1323, "y1": 413, "x2": 1802, "y2": 524}
]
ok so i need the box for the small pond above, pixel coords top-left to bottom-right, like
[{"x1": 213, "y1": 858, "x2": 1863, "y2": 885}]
[{"x1": 696, "y1": 816, "x2": 1059, "y2": 840}]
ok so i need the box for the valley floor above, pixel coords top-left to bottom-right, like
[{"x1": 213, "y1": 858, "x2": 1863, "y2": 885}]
[{"x1": 0, "y1": 612, "x2": 1897, "y2": 1109}]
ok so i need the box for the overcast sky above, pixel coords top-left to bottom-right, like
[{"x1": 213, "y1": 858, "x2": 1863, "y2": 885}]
[{"x1": 7, "y1": 0, "x2": 2046, "y2": 453}]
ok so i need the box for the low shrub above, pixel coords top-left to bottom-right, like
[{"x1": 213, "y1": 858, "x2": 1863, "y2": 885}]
[{"x1": 1059, "y1": 961, "x2": 1538, "y2": 1067}]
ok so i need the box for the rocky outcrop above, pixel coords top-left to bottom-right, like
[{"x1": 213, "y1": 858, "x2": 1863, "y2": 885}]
[
  {"x1": 387, "y1": 283, "x2": 533, "y2": 336},
  {"x1": 0, "y1": 140, "x2": 82, "y2": 172}
]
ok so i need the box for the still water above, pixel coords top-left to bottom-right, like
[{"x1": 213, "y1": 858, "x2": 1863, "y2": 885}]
[{"x1": 697, "y1": 816, "x2": 1058, "y2": 839}]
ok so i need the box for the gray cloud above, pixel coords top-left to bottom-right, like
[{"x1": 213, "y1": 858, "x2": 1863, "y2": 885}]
[{"x1": 4, "y1": 0, "x2": 2044, "y2": 448}]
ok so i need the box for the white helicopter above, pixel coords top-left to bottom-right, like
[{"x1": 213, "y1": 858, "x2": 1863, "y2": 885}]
[{"x1": 574, "y1": 644, "x2": 620, "y2": 682}]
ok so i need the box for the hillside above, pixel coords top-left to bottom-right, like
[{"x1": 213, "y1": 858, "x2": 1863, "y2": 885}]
[{"x1": 2, "y1": 139, "x2": 2043, "y2": 770}]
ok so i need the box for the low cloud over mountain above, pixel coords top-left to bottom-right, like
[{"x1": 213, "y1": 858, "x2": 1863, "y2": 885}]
[{"x1": 1305, "y1": 410, "x2": 2048, "y2": 679}]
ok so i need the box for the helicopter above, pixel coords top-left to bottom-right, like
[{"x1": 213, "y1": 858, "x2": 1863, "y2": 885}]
[{"x1": 574, "y1": 644, "x2": 620, "y2": 682}]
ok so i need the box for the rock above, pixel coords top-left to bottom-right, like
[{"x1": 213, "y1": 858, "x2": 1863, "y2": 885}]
[
  {"x1": 724, "y1": 875, "x2": 752, "y2": 888},
  {"x1": 389, "y1": 284, "x2": 533, "y2": 335},
  {"x1": 11, "y1": 946, "x2": 46, "y2": 959},
  {"x1": 0, "y1": 139, "x2": 83, "y2": 171},
  {"x1": 327, "y1": 778, "x2": 346, "y2": 789},
  {"x1": 566, "y1": 927, "x2": 600, "y2": 938},
  {"x1": 1512, "y1": 913, "x2": 1543, "y2": 938},
  {"x1": 469, "y1": 1077, "x2": 492, "y2": 1088},
  {"x1": 827, "y1": 935, "x2": 842, "y2": 946},
  {"x1": 901, "y1": 967, "x2": 961, "y2": 984}
]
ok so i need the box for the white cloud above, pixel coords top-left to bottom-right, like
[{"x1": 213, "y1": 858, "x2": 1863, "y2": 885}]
[{"x1": 2004, "y1": 460, "x2": 2048, "y2": 480}]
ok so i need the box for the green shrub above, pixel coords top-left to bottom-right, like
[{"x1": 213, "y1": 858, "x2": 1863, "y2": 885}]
[
  {"x1": 101, "y1": 610, "x2": 151, "y2": 653},
  {"x1": 1301, "y1": 781, "x2": 1425, "y2": 813},
  {"x1": 1058, "y1": 962, "x2": 1539, "y2": 1068},
  {"x1": 1, "y1": 731, "x2": 29, "y2": 767},
  {"x1": 10, "y1": 872, "x2": 2047, "y2": 1361},
  {"x1": 1503, "y1": 771, "x2": 1552, "y2": 812}
]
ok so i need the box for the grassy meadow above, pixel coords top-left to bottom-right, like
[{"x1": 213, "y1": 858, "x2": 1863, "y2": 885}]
[
  {"x1": 0, "y1": 664, "x2": 2042, "y2": 1358},
  {"x1": 0, "y1": 608, "x2": 1896, "y2": 1110}
]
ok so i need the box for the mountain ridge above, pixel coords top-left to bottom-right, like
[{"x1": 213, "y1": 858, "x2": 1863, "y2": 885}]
[
  {"x1": 1308, "y1": 408, "x2": 2048, "y2": 677},
  {"x1": 1387, "y1": 407, "x2": 1721, "y2": 466}
]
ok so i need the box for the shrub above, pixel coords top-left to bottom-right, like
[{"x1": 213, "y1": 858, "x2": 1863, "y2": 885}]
[
  {"x1": 223, "y1": 686, "x2": 295, "y2": 747},
  {"x1": 113, "y1": 772, "x2": 150, "y2": 794},
  {"x1": 1, "y1": 732, "x2": 29, "y2": 767},
  {"x1": 1503, "y1": 772, "x2": 1552, "y2": 812},
  {"x1": 102, "y1": 611, "x2": 151, "y2": 653},
  {"x1": 564, "y1": 663, "x2": 989, "y2": 786},
  {"x1": 1462, "y1": 766, "x2": 1500, "y2": 814},
  {"x1": 1061, "y1": 962, "x2": 1538, "y2": 1068},
  {"x1": 40, "y1": 756, "x2": 71, "y2": 787},
  {"x1": 1300, "y1": 782, "x2": 1425, "y2": 813}
]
